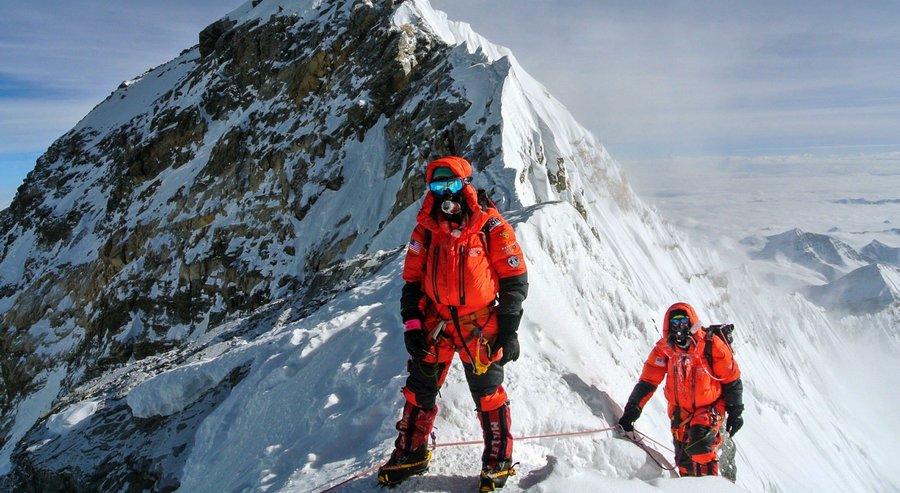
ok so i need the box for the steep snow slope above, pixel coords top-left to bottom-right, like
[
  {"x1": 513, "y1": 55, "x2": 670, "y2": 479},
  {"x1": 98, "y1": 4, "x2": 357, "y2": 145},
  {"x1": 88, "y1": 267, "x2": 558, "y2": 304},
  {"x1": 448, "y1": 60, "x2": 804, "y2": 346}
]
[{"x1": 1, "y1": 1, "x2": 897, "y2": 492}]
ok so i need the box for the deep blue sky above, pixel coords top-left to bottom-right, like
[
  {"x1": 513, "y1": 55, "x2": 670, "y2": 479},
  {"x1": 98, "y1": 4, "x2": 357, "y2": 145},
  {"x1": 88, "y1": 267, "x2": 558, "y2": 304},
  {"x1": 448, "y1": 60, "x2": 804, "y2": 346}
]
[{"x1": 2, "y1": 0, "x2": 899, "y2": 208}]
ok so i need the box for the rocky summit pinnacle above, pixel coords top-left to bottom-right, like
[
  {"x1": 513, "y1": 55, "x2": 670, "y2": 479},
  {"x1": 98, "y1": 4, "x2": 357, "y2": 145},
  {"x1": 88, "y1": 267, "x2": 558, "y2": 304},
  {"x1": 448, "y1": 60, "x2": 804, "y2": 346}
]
[{"x1": 0, "y1": 0, "x2": 630, "y2": 489}]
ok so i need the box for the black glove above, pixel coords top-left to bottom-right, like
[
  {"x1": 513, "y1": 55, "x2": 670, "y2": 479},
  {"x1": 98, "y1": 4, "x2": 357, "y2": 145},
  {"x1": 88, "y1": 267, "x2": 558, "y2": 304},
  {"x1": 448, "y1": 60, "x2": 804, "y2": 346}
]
[
  {"x1": 725, "y1": 405, "x2": 744, "y2": 436},
  {"x1": 495, "y1": 312, "x2": 522, "y2": 365},
  {"x1": 403, "y1": 321, "x2": 431, "y2": 360},
  {"x1": 617, "y1": 402, "x2": 642, "y2": 432},
  {"x1": 496, "y1": 332, "x2": 519, "y2": 365}
]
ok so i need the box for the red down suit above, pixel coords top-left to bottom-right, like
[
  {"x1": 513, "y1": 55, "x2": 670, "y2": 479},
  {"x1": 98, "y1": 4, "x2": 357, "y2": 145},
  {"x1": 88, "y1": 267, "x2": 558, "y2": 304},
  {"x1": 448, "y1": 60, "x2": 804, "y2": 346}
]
[
  {"x1": 627, "y1": 302, "x2": 742, "y2": 476},
  {"x1": 394, "y1": 156, "x2": 528, "y2": 470}
]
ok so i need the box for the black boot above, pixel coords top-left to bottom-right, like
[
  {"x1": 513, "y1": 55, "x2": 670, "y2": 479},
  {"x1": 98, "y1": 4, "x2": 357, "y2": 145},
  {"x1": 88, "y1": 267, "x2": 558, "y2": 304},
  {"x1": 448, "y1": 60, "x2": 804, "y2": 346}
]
[
  {"x1": 377, "y1": 444, "x2": 432, "y2": 486},
  {"x1": 478, "y1": 459, "x2": 516, "y2": 491}
]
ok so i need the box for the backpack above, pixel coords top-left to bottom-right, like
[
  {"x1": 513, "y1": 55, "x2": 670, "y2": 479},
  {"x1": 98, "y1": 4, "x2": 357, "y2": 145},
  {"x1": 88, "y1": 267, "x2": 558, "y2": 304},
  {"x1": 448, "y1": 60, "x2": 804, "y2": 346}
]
[{"x1": 704, "y1": 324, "x2": 735, "y2": 376}]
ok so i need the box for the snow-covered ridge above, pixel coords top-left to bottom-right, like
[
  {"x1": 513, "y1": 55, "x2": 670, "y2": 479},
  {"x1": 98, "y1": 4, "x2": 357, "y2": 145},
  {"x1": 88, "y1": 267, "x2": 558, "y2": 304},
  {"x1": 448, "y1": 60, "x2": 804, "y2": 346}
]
[{"x1": 394, "y1": 0, "x2": 515, "y2": 63}]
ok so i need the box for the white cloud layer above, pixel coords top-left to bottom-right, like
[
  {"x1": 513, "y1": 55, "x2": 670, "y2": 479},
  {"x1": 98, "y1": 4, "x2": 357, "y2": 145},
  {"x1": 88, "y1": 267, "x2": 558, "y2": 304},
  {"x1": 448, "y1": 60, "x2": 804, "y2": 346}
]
[{"x1": 622, "y1": 151, "x2": 900, "y2": 252}]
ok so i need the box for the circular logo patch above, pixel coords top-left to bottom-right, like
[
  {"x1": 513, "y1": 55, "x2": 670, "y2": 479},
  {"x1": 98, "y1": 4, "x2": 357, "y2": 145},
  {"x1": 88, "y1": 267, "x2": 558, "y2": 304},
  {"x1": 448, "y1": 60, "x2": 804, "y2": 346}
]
[{"x1": 507, "y1": 256, "x2": 520, "y2": 268}]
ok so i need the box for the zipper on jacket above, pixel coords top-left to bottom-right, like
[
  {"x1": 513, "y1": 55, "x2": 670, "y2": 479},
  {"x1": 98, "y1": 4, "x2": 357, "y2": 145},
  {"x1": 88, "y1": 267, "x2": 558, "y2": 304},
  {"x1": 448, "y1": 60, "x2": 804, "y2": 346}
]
[
  {"x1": 431, "y1": 245, "x2": 442, "y2": 305},
  {"x1": 691, "y1": 354, "x2": 697, "y2": 411},
  {"x1": 458, "y1": 245, "x2": 466, "y2": 305}
]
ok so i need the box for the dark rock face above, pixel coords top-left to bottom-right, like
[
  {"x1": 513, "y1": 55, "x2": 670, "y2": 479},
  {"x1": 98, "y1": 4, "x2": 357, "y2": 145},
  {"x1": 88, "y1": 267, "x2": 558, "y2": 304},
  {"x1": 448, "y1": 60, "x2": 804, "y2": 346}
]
[{"x1": 199, "y1": 18, "x2": 238, "y2": 59}]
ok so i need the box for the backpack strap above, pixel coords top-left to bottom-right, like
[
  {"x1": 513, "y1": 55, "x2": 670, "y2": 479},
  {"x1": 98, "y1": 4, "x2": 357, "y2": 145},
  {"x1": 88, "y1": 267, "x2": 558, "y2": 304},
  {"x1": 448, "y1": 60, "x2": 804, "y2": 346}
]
[
  {"x1": 703, "y1": 324, "x2": 736, "y2": 379},
  {"x1": 704, "y1": 327, "x2": 718, "y2": 377},
  {"x1": 477, "y1": 188, "x2": 496, "y2": 210},
  {"x1": 477, "y1": 188, "x2": 497, "y2": 253}
]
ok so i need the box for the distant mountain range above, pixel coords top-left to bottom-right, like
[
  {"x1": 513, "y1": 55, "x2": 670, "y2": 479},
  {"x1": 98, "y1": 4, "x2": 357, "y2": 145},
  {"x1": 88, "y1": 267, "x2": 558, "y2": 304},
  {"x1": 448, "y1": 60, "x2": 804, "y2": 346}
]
[{"x1": 743, "y1": 228, "x2": 900, "y2": 315}]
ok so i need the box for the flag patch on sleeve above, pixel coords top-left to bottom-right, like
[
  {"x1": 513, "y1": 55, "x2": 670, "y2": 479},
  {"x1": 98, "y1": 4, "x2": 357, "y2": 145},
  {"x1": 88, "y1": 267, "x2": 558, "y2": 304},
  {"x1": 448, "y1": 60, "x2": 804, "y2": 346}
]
[{"x1": 408, "y1": 240, "x2": 422, "y2": 254}]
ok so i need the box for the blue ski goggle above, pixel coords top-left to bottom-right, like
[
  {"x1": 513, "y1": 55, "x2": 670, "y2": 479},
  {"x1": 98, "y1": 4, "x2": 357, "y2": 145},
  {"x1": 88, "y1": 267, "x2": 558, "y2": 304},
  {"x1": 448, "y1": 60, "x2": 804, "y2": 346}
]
[
  {"x1": 670, "y1": 315, "x2": 691, "y2": 328},
  {"x1": 428, "y1": 178, "x2": 465, "y2": 194}
]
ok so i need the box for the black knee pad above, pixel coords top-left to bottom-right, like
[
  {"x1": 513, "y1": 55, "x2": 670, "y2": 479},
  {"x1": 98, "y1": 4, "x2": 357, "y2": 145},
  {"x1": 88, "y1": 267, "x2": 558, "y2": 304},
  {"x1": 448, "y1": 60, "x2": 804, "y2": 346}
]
[
  {"x1": 405, "y1": 361, "x2": 445, "y2": 410},
  {"x1": 683, "y1": 425, "x2": 717, "y2": 456}
]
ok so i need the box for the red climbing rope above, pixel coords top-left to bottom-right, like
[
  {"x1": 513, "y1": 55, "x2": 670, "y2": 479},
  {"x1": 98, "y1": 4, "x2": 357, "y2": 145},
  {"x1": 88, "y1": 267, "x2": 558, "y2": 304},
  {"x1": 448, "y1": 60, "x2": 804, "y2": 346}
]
[
  {"x1": 307, "y1": 426, "x2": 626, "y2": 493},
  {"x1": 635, "y1": 429, "x2": 675, "y2": 453},
  {"x1": 434, "y1": 426, "x2": 616, "y2": 448}
]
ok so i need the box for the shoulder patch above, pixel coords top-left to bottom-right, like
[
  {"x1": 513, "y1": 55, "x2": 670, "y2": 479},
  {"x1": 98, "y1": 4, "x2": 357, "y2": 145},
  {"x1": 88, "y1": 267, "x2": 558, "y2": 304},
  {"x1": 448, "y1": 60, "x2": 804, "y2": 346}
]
[
  {"x1": 653, "y1": 356, "x2": 666, "y2": 367},
  {"x1": 501, "y1": 243, "x2": 520, "y2": 254},
  {"x1": 486, "y1": 217, "x2": 502, "y2": 232},
  {"x1": 507, "y1": 256, "x2": 521, "y2": 268},
  {"x1": 408, "y1": 240, "x2": 422, "y2": 255}
]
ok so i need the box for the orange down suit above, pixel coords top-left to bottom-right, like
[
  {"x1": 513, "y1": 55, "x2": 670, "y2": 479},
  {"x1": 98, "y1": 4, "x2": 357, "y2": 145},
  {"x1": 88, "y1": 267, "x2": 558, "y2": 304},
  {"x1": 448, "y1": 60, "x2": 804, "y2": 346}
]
[
  {"x1": 393, "y1": 157, "x2": 528, "y2": 468},
  {"x1": 632, "y1": 303, "x2": 741, "y2": 471},
  {"x1": 399, "y1": 158, "x2": 528, "y2": 410}
]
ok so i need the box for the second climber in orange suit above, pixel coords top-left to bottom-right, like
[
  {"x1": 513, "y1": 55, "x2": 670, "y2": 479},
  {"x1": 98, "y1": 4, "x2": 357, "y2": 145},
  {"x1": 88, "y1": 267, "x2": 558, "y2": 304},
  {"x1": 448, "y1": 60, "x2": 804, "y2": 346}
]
[
  {"x1": 378, "y1": 156, "x2": 528, "y2": 491},
  {"x1": 618, "y1": 302, "x2": 744, "y2": 477}
]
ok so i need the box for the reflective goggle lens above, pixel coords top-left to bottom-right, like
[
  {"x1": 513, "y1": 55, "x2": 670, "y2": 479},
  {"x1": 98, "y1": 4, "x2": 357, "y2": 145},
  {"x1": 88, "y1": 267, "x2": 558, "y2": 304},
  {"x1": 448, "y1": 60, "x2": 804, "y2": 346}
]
[
  {"x1": 429, "y1": 178, "x2": 464, "y2": 194},
  {"x1": 670, "y1": 315, "x2": 690, "y2": 328}
]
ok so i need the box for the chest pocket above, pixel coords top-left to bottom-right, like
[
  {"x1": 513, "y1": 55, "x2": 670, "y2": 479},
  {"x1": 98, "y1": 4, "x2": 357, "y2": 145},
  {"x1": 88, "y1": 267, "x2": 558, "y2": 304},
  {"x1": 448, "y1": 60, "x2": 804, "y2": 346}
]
[
  {"x1": 426, "y1": 232, "x2": 492, "y2": 307},
  {"x1": 669, "y1": 351, "x2": 715, "y2": 409},
  {"x1": 457, "y1": 232, "x2": 493, "y2": 305}
]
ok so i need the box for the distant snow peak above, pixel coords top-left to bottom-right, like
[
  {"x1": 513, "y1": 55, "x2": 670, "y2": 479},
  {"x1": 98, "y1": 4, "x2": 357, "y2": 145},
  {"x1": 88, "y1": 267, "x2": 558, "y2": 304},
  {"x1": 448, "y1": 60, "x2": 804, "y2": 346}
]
[
  {"x1": 805, "y1": 263, "x2": 900, "y2": 315},
  {"x1": 862, "y1": 239, "x2": 900, "y2": 267},
  {"x1": 750, "y1": 227, "x2": 869, "y2": 281},
  {"x1": 747, "y1": 228, "x2": 900, "y2": 315}
]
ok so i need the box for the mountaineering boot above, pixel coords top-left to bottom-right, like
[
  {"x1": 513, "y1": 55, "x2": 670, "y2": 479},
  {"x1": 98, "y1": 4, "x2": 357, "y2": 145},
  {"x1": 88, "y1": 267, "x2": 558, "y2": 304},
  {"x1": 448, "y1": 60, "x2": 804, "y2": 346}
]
[
  {"x1": 477, "y1": 402, "x2": 514, "y2": 490},
  {"x1": 377, "y1": 444, "x2": 432, "y2": 486},
  {"x1": 478, "y1": 459, "x2": 516, "y2": 491},
  {"x1": 378, "y1": 401, "x2": 437, "y2": 486}
]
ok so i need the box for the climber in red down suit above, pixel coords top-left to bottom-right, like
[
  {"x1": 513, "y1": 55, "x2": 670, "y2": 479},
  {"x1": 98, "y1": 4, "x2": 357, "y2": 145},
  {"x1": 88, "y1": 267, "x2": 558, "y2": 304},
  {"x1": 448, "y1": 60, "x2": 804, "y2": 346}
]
[
  {"x1": 618, "y1": 302, "x2": 744, "y2": 477},
  {"x1": 378, "y1": 156, "x2": 528, "y2": 492}
]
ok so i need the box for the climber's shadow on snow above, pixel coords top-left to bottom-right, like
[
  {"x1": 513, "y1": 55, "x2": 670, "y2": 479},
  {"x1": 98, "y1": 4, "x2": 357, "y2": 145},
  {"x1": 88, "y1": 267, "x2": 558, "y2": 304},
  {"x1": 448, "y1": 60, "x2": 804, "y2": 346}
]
[
  {"x1": 518, "y1": 455, "x2": 558, "y2": 489},
  {"x1": 562, "y1": 373, "x2": 677, "y2": 479},
  {"x1": 561, "y1": 373, "x2": 622, "y2": 423}
]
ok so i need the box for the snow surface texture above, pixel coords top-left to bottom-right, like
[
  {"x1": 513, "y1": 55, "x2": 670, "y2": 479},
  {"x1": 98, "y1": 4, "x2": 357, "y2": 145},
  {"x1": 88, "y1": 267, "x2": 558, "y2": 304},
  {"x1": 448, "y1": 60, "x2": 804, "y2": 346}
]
[{"x1": 2, "y1": 0, "x2": 898, "y2": 492}]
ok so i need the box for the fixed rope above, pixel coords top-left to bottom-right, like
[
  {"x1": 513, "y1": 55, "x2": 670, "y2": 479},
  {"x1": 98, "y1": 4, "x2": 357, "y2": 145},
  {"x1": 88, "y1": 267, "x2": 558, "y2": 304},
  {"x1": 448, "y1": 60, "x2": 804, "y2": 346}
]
[
  {"x1": 307, "y1": 425, "x2": 679, "y2": 493},
  {"x1": 636, "y1": 429, "x2": 675, "y2": 453}
]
